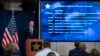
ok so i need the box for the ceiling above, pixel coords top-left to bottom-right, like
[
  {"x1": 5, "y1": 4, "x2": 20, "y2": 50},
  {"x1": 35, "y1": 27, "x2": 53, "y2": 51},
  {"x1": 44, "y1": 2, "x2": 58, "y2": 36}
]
[
  {"x1": 1, "y1": 0, "x2": 22, "y2": 3},
  {"x1": 0, "y1": 0, "x2": 38, "y2": 3}
]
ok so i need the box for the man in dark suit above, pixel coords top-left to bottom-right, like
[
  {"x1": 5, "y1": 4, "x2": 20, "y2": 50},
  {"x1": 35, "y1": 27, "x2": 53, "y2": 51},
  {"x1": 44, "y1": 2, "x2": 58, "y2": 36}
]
[
  {"x1": 68, "y1": 40, "x2": 80, "y2": 56},
  {"x1": 22, "y1": 20, "x2": 38, "y2": 56},
  {"x1": 24, "y1": 20, "x2": 38, "y2": 39},
  {"x1": 73, "y1": 43, "x2": 90, "y2": 56}
]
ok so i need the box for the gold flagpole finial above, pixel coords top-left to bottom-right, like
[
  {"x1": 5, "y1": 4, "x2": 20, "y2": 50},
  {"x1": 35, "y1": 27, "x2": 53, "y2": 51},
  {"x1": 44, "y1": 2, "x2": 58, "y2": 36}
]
[
  {"x1": 11, "y1": 7, "x2": 15, "y2": 14},
  {"x1": 11, "y1": 7, "x2": 15, "y2": 17}
]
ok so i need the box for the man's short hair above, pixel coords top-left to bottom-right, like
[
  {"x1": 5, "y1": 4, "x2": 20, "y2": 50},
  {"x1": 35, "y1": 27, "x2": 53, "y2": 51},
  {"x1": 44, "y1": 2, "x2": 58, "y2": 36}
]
[
  {"x1": 74, "y1": 40, "x2": 81, "y2": 47},
  {"x1": 79, "y1": 43, "x2": 86, "y2": 51},
  {"x1": 43, "y1": 41, "x2": 50, "y2": 48},
  {"x1": 29, "y1": 20, "x2": 34, "y2": 23},
  {"x1": 90, "y1": 49, "x2": 99, "y2": 55}
]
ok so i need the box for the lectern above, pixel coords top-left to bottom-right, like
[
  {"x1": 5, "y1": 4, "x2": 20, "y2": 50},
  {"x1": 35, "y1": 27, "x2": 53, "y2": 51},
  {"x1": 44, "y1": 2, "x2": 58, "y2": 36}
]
[{"x1": 26, "y1": 39, "x2": 44, "y2": 56}]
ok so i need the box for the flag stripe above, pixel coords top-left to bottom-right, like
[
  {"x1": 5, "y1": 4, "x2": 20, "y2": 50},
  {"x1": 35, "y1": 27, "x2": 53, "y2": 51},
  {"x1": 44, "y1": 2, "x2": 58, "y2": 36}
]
[
  {"x1": 15, "y1": 32, "x2": 19, "y2": 44},
  {"x1": 15, "y1": 33, "x2": 18, "y2": 45},
  {"x1": 15, "y1": 32, "x2": 18, "y2": 42},
  {"x1": 2, "y1": 38, "x2": 7, "y2": 47},
  {"x1": 5, "y1": 30, "x2": 12, "y2": 43},
  {"x1": 4, "y1": 32, "x2": 10, "y2": 45},
  {"x1": 13, "y1": 35, "x2": 17, "y2": 45},
  {"x1": 12, "y1": 36, "x2": 14, "y2": 43},
  {"x1": 3, "y1": 36, "x2": 8, "y2": 46},
  {"x1": 5, "y1": 28, "x2": 13, "y2": 42},
  {"x1": 14, "y1": 32, "x2": 19, "y2": 50}
]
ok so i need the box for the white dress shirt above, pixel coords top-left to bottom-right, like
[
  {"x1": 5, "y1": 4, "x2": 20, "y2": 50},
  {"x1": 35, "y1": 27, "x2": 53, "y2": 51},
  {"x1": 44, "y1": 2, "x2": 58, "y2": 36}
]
[
  {"x1": 35, "y1": 48, "x2": 60, "y2": 56},
  {"x1": 30, "y1": 27, "x2": 33, "y2": 35}
]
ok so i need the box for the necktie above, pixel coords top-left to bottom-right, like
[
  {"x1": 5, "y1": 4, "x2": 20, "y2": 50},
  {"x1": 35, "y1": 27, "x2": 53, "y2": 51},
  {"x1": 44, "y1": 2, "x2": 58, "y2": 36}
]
[{"x1": 30, "y1": 28, "x2": 33, "y2": 35}]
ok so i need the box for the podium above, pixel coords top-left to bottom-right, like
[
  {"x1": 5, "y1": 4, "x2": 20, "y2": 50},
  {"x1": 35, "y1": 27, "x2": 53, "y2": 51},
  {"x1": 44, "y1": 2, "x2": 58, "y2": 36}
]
[{"x1": 26, "y1": 39, "x2": 44, "y2": 56}]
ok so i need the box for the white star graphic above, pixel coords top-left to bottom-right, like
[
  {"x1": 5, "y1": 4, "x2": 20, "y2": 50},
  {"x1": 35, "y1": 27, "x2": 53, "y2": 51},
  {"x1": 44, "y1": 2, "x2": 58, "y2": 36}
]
[{"x1": 45, "y1": 3, "x2": 50, "y2": 9}]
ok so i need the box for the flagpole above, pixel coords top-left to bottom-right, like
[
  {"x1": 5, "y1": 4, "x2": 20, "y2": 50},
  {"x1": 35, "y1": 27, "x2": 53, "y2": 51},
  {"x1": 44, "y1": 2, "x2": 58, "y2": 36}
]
[
  {"x1": 12, "y1": 10, "x2": 14, "y2": 17},
  {"x1": 11, "y1": 7, "x2": 15, "y2": 18}
]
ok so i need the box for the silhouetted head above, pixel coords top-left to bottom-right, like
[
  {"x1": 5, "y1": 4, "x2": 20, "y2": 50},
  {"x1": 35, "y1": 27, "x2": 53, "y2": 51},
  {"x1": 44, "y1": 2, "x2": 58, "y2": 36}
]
[
  {"x1": 43, "y1": 41, "x2": 50, "y2": 48},
  {"x1": 4, "y1": 42, "x2": 18, "y2": 53},
  {"x1": 47, "y1": 52, "x2": 56, "y2": 56},
  {"x1": 74, "y1": 40, "x2": 81, "y2": 48},
  {"x1": 91, "y1": 49, "x2": 100, "y2": 56},
  {"x1": 79, "y1": 43, "x2": 86, "y2": 51}
]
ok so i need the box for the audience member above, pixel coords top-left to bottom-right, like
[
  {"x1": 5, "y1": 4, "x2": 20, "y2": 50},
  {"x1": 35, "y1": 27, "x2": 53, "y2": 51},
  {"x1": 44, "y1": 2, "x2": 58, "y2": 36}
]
[
  {"x1": 0, "y1": 44, "x2": 4, "y2": 56},
  {"x1": 35, "y1": 41, "x2": 60, "y2": 56},
  {"x1": 68, "y1": 40, "x2": 80, "y2": 56},
  {"x1": 47, "y1": 52, "x2": 56, "y2": 56},
  {"x1": 4, "y1": 42, "x2": 20, "y2": 56},
  {"x1": 73, "y1": 43, "x2": 90, "y2": 56},
  {"x1": 90, "y1": 49, "x2": 100, "y2": 56}
]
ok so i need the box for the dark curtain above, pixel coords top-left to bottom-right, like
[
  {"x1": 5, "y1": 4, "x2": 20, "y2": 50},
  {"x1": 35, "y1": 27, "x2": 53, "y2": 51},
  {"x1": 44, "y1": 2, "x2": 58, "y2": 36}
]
[{"x1": 0, "y1": 10, "x2": 38, "y2": 56}]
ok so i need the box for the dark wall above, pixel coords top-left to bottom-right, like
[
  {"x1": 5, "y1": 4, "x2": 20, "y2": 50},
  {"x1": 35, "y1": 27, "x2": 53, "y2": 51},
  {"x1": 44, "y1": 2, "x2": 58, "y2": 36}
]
[{"x1": 21, "y1": 0, "x2": 39, "y2": 30}]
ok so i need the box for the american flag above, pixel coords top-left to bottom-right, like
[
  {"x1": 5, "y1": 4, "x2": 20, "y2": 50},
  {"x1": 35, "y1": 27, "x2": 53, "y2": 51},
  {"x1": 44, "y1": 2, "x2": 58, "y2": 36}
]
[{"x1": 2, "y1": 11, "x2": 19, "y2": 49}]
